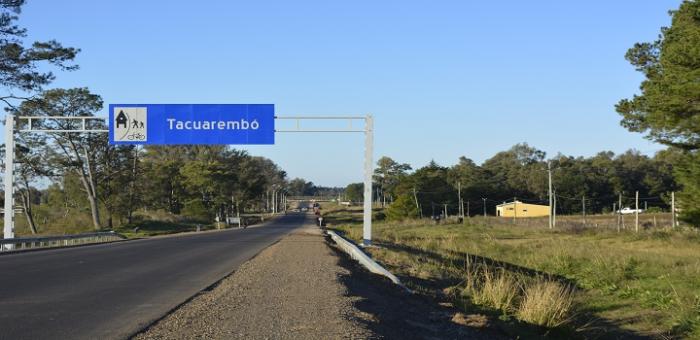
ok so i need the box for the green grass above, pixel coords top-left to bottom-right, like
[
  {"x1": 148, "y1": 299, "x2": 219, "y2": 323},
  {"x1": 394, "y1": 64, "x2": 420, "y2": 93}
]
[{"x1": 323, "y1": 204, "x2": 700, "y2": 339}]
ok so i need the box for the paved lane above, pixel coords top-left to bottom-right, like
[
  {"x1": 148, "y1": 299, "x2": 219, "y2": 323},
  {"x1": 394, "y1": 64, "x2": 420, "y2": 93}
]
[{"x1": 0, "y1": 214, "x2": 307, "y2": 340}]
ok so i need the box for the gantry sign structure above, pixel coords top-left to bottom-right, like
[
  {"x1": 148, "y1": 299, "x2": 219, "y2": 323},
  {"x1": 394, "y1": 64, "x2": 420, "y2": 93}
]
[{"x1": 3, "y1": 104, "x2": 374, "y2": 246}]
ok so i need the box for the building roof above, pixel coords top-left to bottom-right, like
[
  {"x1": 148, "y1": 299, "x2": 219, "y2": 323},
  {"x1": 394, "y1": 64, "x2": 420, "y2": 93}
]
[{"x1": 496, "y1": 200, "x2": 548, "y2": 207}]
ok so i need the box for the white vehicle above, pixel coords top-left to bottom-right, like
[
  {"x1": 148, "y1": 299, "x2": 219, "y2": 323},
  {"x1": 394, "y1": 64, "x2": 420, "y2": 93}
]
[{"x1": 617, "y1": 207, "x2": 644, "y2": 214}]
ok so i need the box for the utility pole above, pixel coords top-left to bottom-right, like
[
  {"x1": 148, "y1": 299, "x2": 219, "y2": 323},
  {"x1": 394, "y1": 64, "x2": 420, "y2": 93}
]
[
  {"x1": 457, "y1": 182, "x2": 462, "y2": 218},
  {"x1": 614, "y1": 202, "x2": 619, "y2": 232},
  {"x1": 635, "y1": 191, "x2": 639, "y2": 233},
  {"x1": 582, "y1": 195, "x2": 586, "y2": 226},
  {"x1": 671, "y1": 191, "x2": 676, "y2": 229},
  {"x1": 413, "y1": 187, "x2": 420, "y2": 218},
  {"x1": 482, "y1": 198, "x2": 487, "y2": 217},
  {"x1": 553, "y1": 191, "x2": 557, "y2": 227},
  {"x1": 548, "y1": 161, "x2": 553, "y2": 229},
  {"x1": 467, "y1": 201, "x2": 470, "y2": 217},
  {"x1": 618, "y1": 192, "x2": 623, "y2": 230}
]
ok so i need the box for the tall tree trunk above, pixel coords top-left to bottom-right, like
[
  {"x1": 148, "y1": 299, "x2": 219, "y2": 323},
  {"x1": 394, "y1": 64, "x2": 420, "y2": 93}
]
[
  {"x1": 61, "y1": 138, "x2": 102, "y2": 230},
  {"x1": 80, "y1": 147, "x2": 101, "y2": 230},
  {"x1": 18, "y1": 178, "x2": 38, "y2": 234}
]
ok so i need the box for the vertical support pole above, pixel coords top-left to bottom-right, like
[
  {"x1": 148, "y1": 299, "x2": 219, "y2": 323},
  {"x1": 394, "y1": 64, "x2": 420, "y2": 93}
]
[
  {"x1": 548, "y1": 162, "x2": 553, "y2": 229},
  {"x1": 482, "y1": 198, "x2": 487, "y2": 217},
  {"x1": 362, "y1": 115, "x2": 373, "y2": 246},
  {"x1": 4, "y1": 114, "x2": 15, "y2": 242}
]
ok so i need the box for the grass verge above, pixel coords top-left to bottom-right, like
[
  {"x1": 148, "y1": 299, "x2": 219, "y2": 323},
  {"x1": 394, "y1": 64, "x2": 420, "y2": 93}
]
[{"x1": 322, "y1": 204, "x2": 700, "y2": 339}]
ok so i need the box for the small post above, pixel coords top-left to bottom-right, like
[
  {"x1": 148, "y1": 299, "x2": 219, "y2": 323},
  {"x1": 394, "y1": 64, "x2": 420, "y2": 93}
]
[{"x1": 482, "y1": 198, "x2": 487, "y2": 217}]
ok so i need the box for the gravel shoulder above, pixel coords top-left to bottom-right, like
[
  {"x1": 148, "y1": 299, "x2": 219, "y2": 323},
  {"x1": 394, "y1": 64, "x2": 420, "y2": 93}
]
[
  {"x1": 134, "y1": 216, "x2": 499, "y2": 339},
  {"x1": 134, "y1": 220, "x2": 373, "y2": 339}
]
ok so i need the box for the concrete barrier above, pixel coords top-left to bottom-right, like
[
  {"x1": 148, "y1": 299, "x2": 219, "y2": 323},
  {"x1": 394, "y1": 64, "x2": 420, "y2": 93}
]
[{"x1": 326, "y1": 230, "x2": 411, "y2": 293}]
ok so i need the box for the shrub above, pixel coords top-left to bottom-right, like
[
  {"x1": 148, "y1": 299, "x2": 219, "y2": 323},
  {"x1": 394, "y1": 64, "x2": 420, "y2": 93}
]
[{"x1": 385, "y1": 194, "x2": 419, "y2": 220}]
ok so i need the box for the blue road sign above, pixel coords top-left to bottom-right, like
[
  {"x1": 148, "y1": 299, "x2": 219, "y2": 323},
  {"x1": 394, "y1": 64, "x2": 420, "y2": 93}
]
[{"x1": 109, "y1": 104, "x2": 274, "y2": 145}]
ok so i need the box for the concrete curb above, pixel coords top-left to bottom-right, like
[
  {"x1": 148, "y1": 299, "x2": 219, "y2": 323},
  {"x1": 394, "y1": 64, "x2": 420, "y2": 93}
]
[{"x1": 326, "y1": 230, "x2": 411, "y2": 293}]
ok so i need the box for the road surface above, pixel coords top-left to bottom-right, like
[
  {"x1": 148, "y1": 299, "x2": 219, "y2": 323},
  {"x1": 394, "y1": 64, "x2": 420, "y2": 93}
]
[{"x1": 0, "y1": 214, "x2": 306, "y2": 340}]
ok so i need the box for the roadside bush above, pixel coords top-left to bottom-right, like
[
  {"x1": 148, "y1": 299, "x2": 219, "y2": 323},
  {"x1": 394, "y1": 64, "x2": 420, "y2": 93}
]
[{"x1": 385, "y1": 194, "x2": 418, "y2": 221}]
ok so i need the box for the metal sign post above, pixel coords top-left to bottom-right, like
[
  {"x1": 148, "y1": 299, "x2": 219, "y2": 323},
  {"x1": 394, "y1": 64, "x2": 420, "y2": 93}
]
[
  {"x1": 3, "y1": 110, "x2": 375, "y2": 246},
  {"x1": 3, "y1": 115, "x2": 16, "y2": 241},
  {"x1": 3, "y1": 115, "x2": 108, "y2": 245},
  {"x1": 275, "y1": 115, "x2": 374, "y2": 246}
]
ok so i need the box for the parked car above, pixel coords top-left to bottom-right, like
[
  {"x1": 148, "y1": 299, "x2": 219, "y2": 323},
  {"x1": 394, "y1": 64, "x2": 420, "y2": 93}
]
[{"x1": 617, "y1": 207, "x2": 644, "y2": 214}]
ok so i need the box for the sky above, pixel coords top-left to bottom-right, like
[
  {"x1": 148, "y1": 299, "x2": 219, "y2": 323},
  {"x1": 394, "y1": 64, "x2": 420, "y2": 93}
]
[{"x1": 3, "y1": 0, "x2": 682, "y2": 186}]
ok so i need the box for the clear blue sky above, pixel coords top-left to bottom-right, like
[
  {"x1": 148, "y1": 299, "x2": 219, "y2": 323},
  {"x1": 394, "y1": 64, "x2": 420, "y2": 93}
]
[{"x1": 7, "y1": 0, "x2": 681, "y2": 186}]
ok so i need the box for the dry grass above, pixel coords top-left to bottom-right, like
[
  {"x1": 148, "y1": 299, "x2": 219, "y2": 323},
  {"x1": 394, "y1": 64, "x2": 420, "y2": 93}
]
[
  {"x1": 323, "y1": 203, "x2": 700, "y2": 338},
  {"x1": 517, "y1": 280, "x2": 575, "y2": 328},
  {"x1": 465, "y1": 267, "x2": 519, "y2": 313}
]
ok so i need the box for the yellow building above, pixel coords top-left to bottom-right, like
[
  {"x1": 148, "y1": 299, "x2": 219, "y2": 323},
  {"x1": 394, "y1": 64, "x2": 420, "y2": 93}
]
[{"x1": 496, "y1": 201, "x2": 550, "y2": 218}]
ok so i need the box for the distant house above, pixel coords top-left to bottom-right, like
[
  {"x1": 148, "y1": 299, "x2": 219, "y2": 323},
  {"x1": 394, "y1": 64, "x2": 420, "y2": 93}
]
[{"x1": 496, "y1": 200, "x2": 550, "y2": 218}]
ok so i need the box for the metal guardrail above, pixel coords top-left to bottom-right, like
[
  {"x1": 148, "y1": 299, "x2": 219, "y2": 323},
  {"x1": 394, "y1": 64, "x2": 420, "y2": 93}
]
[
  {"x1": 0, "y1": 231, "x2": 127, "y2": 252},
  {"x1": 326, "y1": 230, "x2": 411, "y2": 293}
]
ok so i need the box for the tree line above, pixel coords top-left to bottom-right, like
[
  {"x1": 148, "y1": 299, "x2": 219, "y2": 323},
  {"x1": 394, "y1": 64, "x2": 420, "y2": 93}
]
[{"x1": 344, "y1": 143, "x2": 685, "y2": 222}]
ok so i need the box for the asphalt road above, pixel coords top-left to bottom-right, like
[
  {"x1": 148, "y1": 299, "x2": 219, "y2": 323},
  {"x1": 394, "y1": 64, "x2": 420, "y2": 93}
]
[{"x1": 0, "y1": 213, "x2": 307, "y2": 340}]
